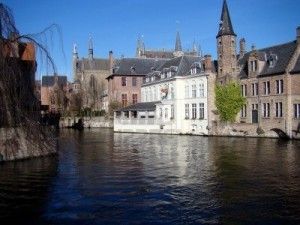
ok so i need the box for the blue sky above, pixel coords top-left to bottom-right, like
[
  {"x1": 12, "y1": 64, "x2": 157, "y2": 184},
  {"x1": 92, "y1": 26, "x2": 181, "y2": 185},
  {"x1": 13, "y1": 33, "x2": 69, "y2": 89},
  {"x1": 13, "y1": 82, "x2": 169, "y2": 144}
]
[{"x1": 2, "y1": 0, "x2": 300, "y2": 81}]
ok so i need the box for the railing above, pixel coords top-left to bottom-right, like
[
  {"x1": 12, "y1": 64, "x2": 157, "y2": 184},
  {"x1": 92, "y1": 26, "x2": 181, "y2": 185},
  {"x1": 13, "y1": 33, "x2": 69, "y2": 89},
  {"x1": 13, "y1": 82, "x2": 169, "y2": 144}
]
[{"x1": 115, "y1": 118, "x2": 163, "y2": 125}]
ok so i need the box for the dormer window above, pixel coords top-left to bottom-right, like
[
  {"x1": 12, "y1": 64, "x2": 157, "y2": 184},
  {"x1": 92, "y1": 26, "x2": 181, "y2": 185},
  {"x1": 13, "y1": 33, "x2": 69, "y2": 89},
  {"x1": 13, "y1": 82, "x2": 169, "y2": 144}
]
[
  {"x1": 161, "y1": 73, "x2": 165, "y2": 79},
  {"x1": 250, "y1": 60, "x2": 258, "y2": 72},
  {"x1": 191, "y1": 67, "x2": 197, "y2": 75},
  {"x1": 268, "y1": 54, "x2": 278, "y2": 68},
  {"x1": 191, "y1": 62, "x2": 201, "y2": 75},
  {"x1": 151, "y1": 76, "x2": 155, "y2": 82},
  {"x1": 167, "y1": 71, "x2": 172, "y2": 78},
  {"x1": 145, "y1": 77, "x2": 149, "y2": 83},
  {"x1": 130, "y1": 66, "x2": 136, "y2": 73}
]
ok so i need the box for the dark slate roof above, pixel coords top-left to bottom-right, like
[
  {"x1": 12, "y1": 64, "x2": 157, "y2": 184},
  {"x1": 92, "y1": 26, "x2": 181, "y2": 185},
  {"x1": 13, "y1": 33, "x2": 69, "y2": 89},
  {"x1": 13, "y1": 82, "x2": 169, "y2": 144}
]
[
  {"x1": 291, "y1": 55, "x2": 300, "y2": 74},
  {"x1": 112, "y1": 58, "x2": 167, "y2": 76},
  {"x1": 116, "y1": 101, "x2": 160, "y2": 112},
  {"x1": 42, "y1": 75, "x2": 67, "y2": 87},
  {"x1": 77, "y1": 58, "x2": 110, "y2": 71},
  {"x1": 216, "y1": 0, "x2": 236, "y2": 38},
  {"x1": 160, "y1": 55, "x2": 202, "y2": 76},
  {"x1": 238, "y1": 41, "x2": 297, "y2": 78}
]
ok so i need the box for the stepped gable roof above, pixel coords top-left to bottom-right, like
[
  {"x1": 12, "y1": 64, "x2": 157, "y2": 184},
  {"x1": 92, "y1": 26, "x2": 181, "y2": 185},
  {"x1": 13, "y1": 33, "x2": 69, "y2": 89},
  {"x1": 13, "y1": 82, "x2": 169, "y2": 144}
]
[
  {"x1": 291, "y1": 55, "x2": 300, "y2": 74},
  {"x1": 216, "y1": 0, "x2": 236, "y2": 38},
  {"x1": 42, "y1": 75, "x2": 67, "y2": 87},
  {"x1": 115, "y1": 101, "x2": 160, "y2": 112},
  {"x1": 111, "y1": 58, "x2": 167, "y2": 76},
  {"x1": 77, "y1": 58, "x2": 110, "y2": 71},
  {"x1": 238, "y1": 41, "x2": 297, "y2": 78}
]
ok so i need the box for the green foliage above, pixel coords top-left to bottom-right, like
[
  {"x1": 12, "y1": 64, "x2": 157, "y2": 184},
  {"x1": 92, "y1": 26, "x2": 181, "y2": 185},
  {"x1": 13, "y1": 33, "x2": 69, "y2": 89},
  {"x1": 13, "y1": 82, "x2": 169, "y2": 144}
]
[{"x1": 215, "y1": 82, "x2": 246, "y2": 122}]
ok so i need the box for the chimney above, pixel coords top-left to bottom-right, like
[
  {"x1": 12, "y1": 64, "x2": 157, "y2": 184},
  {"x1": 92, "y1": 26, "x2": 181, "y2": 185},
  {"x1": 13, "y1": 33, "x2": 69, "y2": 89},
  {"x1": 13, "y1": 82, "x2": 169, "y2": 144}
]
[
  {"x1": 109, "y1": 50, "x2": 114, "y2": 73},
  {"x1": 239, "y1": 38, "x2": 246, "y2": 58},
  {"x1": 204, "y1": 55, "x2": 212, "y2": 72},
  {"x1": 297, "y1": 26, "x2": 300, "y2": 45}
]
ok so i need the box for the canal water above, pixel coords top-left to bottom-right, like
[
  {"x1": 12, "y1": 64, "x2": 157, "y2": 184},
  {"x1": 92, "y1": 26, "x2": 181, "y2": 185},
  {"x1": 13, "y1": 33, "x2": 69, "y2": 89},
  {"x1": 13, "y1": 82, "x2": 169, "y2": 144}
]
[{"x1": 0, "y1": 129, "x2": 299, "y2": 225}]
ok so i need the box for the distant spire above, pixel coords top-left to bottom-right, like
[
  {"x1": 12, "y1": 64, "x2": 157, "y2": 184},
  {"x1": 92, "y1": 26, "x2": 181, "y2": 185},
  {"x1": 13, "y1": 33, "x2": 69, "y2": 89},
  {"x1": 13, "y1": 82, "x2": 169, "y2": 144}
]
[
  {"x1": 136, "y1": 35, "x2": 144, "y2": 57},
  {"x1": 88, "y1": 35, "x2": 93, "y2": 60},
  {"x1": 192, "y1": 40, "x2": 197, "y2": 52},
  {"x1": 216, "y1": 0, "x2": 236, "y2": 38},
  {"x1": 175, "y1": 31, "x2": 182, "y2": 52},
  {"x1": 73, "y1": 43, "x2": 78, "y2": 60}
]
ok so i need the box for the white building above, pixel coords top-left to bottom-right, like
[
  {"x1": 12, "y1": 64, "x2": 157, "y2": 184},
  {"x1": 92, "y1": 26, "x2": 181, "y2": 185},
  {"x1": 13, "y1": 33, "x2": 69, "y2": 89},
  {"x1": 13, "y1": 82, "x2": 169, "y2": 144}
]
[{"x1": 114, "y1": 55, "x2": 216, "y2": 135}]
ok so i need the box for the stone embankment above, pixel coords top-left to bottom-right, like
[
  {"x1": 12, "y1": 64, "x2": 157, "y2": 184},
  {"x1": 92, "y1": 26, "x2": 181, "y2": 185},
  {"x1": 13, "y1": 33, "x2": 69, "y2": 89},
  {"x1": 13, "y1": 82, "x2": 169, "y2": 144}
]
[
  {"x1": 210, "y1": 122, "x2": 280, "y2": 138},
  {"x1": 60, "y1": 117, "x2": 113, "y2": 128}
]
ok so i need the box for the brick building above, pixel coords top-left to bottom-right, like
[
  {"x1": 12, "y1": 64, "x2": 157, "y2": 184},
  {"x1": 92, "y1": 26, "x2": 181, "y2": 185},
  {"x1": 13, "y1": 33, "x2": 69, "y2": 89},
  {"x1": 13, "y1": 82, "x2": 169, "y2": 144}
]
[
  {"x1": 216, "y1": 0, "x2": 300, "y2": 138},
  {"x1": 107, "y1": 58, "x2": 167, "y2": 108},
  {"x1": 41, "y1": 75, "x2": 68, "y2": 113}
]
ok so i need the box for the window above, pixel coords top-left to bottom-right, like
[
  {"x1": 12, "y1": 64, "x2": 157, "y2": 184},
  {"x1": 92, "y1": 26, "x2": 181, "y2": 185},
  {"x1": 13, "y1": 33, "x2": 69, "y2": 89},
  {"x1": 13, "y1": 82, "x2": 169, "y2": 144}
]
[
  {"x1": 294, "y1": 104, "x2": 300, "y2": 118},
  {"x1": 170, "y1": 86, "x2": 175, "y2": 99},
  {"x1": 185, "y1": 85, "x2": 189, "y2": 98},
  {"x1": 191, "y1": 67, "x2": 197, "y2": 75},
  {"x1": 262, "y1": 103, "x2": 270, "y2": 118},
  {"x1": 167, "y1": 71, "x2": 172, "y2": 78},
  {"x1": 192, "y1": 103, "x2": 197, "y2": 119},
  {"x1": 185, "y1": 104, "x2": 189, "y2": 119},
  {"x1": 250, "y1": 60, "x2": 258, "y2": 72},
  {"x1": 159, "y1": 108, "x2": 163, "y2": 118},
  {"x1": 276, "y1": 79, "x2": 283, "y2": 94},
  {"x1": 241, "y1": 105, "x2": 247, "y2": 118},
  {"x1": 199, "y1": 103, "x2": 204, "y2": 119},
  {"x1": 263, "y1": 81, "x2": 270, "y2": 95},
  {"x1": 121, "y1": 77, "x2": 127, "y2": 86},
  {"x1": 132, "y1": 94, "x2": 138, "y2": 104},
  {"x1": 241, "y1": 84, "x2": 247, "y2": 97},
  {"x1": 171, "y1": 105, "x2": 174, "y2": 119},
  {"x1": 192, "y1": 84, "x2": 197, "y2": 98},
  {"x1": 122, "y1": 94, "x2": 128, "y2": 107},
  {"x1": 275, "y1": 102, "x2": 283, "y2": 118},
  {"x1": 199, "y1": 83, "x2": 204, "y2": 97},
  {"x1": 252, "y1": 104, "x2": 258, "y2": 110},
  {"x1": 132, "y1": 77, "x2": 137, "y2": 86},
  {"x1": 165, "y1": 108, "x2": 168, "y2": 119},
  {"x1": 252, "y1": 83, "x2": 258, "y2": 96}
]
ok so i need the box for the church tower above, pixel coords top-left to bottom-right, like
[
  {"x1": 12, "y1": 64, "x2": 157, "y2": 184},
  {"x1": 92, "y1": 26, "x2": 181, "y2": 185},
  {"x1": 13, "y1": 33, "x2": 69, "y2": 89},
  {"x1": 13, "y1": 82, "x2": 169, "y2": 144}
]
[{"x1": 216, "y1": 0, "x2": 237, "y2": 81}]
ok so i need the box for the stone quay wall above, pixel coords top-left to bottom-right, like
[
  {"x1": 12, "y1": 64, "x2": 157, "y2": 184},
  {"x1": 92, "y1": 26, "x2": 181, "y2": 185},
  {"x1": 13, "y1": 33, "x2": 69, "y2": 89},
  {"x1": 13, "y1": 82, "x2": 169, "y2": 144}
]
[{"x1": 60, "y1": 116, "x2": 113, "y2": 128}]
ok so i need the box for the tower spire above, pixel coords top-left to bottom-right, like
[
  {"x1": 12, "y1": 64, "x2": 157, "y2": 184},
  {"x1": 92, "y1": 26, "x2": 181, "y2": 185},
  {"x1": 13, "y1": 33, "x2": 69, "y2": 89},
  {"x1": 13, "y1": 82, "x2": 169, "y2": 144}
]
[
  {"x1": 216, "y1": 0, "x2": 236, "y2": 38},
  {"x1": 88, "y1": 35, "x2": 93, "y2": 60},
  {"x1": 175, "y1": 31, "x2": 182, "y2": 52}
]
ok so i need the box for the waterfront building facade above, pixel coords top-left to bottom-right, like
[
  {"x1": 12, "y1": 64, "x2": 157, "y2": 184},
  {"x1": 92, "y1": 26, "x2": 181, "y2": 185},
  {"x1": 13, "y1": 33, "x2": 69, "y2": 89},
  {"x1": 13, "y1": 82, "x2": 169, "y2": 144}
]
[
  {"x1": 216, "y1": 0, "x2": 300, "y2": 138},
  {"x1": 114, "y1": 55, "x2": 216, "y2": 135},
  {"x1": 107, "y1": 58, "x2": 167, "y2": 109}
]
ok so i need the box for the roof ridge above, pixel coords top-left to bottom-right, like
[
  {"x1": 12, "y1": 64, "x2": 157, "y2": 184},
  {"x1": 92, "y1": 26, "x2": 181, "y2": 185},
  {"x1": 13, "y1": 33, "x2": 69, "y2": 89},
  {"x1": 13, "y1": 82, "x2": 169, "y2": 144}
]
[{"x1": 253, "y1": 40, "x2": 296, "y2": 52}]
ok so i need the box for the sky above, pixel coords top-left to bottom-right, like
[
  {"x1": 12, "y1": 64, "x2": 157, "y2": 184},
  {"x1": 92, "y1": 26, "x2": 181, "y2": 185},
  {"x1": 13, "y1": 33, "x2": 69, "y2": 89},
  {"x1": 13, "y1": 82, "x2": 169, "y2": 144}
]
[{"x1": 2, "y1": 0, "x2": 300, "y2": 81}]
